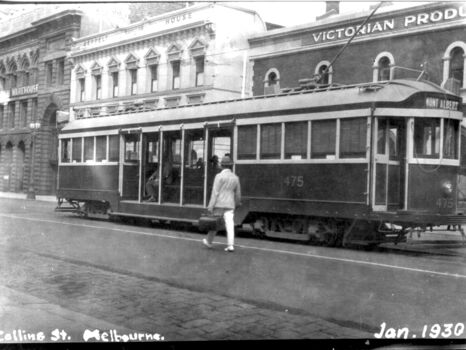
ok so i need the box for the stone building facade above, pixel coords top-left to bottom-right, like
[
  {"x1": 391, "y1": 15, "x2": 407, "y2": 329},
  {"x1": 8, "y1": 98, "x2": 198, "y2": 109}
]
[
  {"x1": 67, "y1": 3, "x2": 266, "y2": 121},
  {"x1": 0, "y1": 5, "x2": 128, "y2": 195},
  {"x1": 248, "y1": 1, "x2": 466, "y2": 109}
]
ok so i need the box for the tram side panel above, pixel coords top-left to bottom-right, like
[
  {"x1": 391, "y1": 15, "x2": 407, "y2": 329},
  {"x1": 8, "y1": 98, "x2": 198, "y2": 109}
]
[
  {"x1": 408, "y1": 164, "x2": 458, "y2": 215},
  {"x1": 235, "y1": 163, "x2": 369, "y2": 221},
  {"x1": 57, "y1": 165, "x2": 120, "y2": 209}
]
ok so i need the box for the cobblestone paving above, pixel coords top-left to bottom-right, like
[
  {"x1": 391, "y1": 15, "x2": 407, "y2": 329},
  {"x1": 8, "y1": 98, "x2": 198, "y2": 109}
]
[{"x1": 0, "y1": 246, "x2": 371, "y2": 341}]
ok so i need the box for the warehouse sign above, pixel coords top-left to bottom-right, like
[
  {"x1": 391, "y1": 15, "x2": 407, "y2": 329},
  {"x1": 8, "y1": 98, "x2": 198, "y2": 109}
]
[
  {"x1": 10, "y1": 84, "x2": 38, "y2": 97},
  {"x1": 310, "y1": 3, "x2": 465, "y2": 44}
]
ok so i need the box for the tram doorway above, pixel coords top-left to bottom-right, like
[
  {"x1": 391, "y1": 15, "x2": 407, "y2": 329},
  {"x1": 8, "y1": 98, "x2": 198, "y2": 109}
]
[
  {"x1": 372, "y1": 118, "x2": 406, "y2": 211},
  {"x1": 206, "y1": 127, "x2": 232, "y2": 203}
]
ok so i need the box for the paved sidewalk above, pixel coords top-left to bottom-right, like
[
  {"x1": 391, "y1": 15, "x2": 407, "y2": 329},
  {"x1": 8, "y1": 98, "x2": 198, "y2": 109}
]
[
  {"x1": 0, "y1": 191, "x2": 56, "y2": 203},
  {"x1": 0, "y1": 246, "x2": 371, "y2": 341}
]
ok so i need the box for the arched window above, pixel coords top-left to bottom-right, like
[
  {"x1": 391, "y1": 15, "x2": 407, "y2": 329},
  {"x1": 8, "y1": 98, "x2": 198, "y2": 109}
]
[
  {"x1": 450, "y1": 47, "x2": 464, "y2": 86},
  {"x1": 373, "y1": 52, "x2": 395, "y2": 82},
  {"x1": 378, "y1": 57, "x2": 391, "y2": 81},
  {"x1": 442, "y1": 41, "x2": 466, "y2": 91},
  {"x1": 264, "y1": 68, "x2": 280, "y2": 94},
  {"x1": 315, "y1": 61, "x2": 332, "y2": 85}
]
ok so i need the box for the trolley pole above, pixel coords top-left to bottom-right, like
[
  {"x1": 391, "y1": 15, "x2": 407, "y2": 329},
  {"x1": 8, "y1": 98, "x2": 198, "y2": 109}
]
[{"x1": 27, "y1": 122, "x2": 41, "y2": 200}]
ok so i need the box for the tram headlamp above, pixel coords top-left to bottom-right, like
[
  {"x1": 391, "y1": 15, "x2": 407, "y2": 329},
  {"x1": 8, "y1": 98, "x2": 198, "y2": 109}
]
[{"x1": 440, "y1": 180, "x2": 453, "y2": 196}]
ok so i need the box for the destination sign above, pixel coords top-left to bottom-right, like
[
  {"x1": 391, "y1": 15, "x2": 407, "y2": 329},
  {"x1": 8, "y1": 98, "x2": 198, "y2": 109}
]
[{"x1": 425, "y1": 97, "x2": 460, "y2": 111}]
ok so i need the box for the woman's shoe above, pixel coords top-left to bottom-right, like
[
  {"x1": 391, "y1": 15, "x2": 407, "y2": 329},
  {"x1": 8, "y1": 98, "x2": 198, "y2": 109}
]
[{"x1": 224, "y1": 246, "x2": 234, "y2": 252}]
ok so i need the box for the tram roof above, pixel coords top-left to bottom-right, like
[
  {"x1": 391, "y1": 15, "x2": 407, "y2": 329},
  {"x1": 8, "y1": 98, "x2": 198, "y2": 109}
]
[{"x1": 61, "y1": 79, "x2": 459, "y2": 133}]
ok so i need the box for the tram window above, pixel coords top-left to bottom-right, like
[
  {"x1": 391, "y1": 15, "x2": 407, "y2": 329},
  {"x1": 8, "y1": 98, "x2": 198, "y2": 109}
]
[
  {"x1": 414, "y1": 118, "x2": 440, "y2": 158},
  {"x1": 61, "y1": 139, "x2": 70, "y2": 163},
  {"x1": 237, "y1": 125, "x2": 257, "y2": 160},
  {"x1": 84, "y1": 137, "x2": 94, "y2": 162},
  {"x1": 185, "y1": 130, "x2": 204, "y2": 168},
  {"x1": 72, "y1": 138, "x2": 82, "y2": 163},
  {"x1": 211, "y1": 136, "x2": 230, "y2": 160},
  {"x1": 340, "y1": 118, "x2": 367, "y2": 158},
  {"x1": 147, "y1": 140, "x2": 159, "y2": 164},
  {"x1": 108, "y1": 135, "x2": 119, "y2": 162},
  {"x1": 171, "y1": 138, "x2": 182, "y2": 165},
  {"x1": 260, "y1": 123, "x2": 281, "y2": 159},
  {"x1": 124, "y1": 134, "x2": 140, "y2": 162},
  {"x1": 311, "y1": 119, "x2": 336, "y2": 159},
  {"x1": 96, "y1": 136, "x2": 107, "y2": 162},
  {"x1": 285, "y1": 122, "x2": 307, "y2": 159},
  {"x1": 443, "y1": 119, "x2": 459, "y2": 159}
]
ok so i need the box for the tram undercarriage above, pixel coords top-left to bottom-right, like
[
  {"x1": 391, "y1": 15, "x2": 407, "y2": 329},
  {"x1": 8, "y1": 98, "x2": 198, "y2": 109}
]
[{"x1": 248, "y1": 214, "x2": 408, "y2": 247}]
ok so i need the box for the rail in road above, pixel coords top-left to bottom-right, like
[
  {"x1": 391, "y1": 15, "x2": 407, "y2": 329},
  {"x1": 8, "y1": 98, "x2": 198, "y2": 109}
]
[{"x1": 0, "y1": 198, "x2": 465, "y2": 342}]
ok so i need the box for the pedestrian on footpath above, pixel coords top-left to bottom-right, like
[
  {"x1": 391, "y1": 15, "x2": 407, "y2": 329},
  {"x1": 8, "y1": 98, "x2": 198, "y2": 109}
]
[{"x1": 202, "y1": 155, "x2": 241, "y2": 252}]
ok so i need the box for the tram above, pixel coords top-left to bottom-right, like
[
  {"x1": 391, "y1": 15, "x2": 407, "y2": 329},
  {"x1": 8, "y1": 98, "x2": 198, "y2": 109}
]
[{"x1": 56, "y1": 79, "x2": 465, "y2": 246}]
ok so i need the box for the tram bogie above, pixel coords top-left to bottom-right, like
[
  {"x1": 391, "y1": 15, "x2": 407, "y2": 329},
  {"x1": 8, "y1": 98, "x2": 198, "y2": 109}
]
[{"x1": 56, "y1": 79, "x2": 465, "y2": 247}]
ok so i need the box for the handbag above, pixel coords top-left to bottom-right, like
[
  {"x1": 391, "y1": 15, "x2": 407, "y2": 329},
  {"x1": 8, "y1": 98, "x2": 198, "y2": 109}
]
[{"x1": 198, "y1": 212, "x2": 225, "y2": 232}]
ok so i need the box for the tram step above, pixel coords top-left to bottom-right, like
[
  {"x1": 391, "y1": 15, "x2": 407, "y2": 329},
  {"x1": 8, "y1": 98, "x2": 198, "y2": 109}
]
[
  {"x1": 264, "y1": 231, "x2": 310, "y2": 241},
  {"x1": 54, "y1": 207, "x2": 79, "y2": 212}
]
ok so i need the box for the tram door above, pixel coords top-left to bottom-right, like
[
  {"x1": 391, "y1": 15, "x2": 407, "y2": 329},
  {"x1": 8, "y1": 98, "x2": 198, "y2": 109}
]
[
  {"x1": 121, "y1": 132, "x2": 141, "y2": 200},
  {"x1": 161, "y1": 130, "x2": 182, "y2": 203},
  {"x1": 141, "y1": 133, "x2": 160, "y2": 201},
  {"x1": 373, "y1": 118, "x2": 405, "y2": 211},
  {"x1": 206, "y1": 127, "x2": 233, "y2": 205}
]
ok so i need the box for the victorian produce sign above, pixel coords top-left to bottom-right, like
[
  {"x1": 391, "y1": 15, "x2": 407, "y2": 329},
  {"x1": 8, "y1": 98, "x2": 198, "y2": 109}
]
[{"x1": 308, "y1": 3, "x2": 465, "y2": 44}]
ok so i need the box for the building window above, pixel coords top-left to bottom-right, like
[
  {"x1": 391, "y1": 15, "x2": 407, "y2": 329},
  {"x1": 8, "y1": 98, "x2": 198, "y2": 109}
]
[
  {"x1": 111, "y1": 72, "x2": 119, "y2": 97},
  {"x1": 129, "y1": 69, "x2": 138, "y2": 95},
  {"x1": 315, "y1": 61, "x2": 332, "y2": 85},
  {"x1": 0, "y1": 105, "x2": 4, "y2": 128},
  {"x1": 340, "y1": 118, "x2": 367, "y2": 158},
  {"x1": 10, "y1": 74, "x2": 17, "y2": 89},
  {"x1": 150, "y1": 65, "x2": 158, "y2": 92},
  {"x1": 264, "y1": 68, "x2": 280, "y2": 95},
  {"x1": 195, "y1": 56, "x2": 204, "y2": 87},
  {"x1": 72, "y1": 138, "x2": 82, "y2": 163},
  {"x1": 31, "y1": 98, "x2": 37, "y2": 123},
  {"x1": 23, "y1": 71, "x2": 30, "y2": 86},
  {"x1": 237, "y1": 125, "x2": 257, "y2": 160},
  {"x1": 20, "y1": 101, "x2": 27, "y2": 128},
  {"x1": 8, "y1": 102, "x2": 15, "y2": 129},
  {"x1": 95, "y1": 74, "x2": 102, "y2": 100},
  {"x1": 0, "y1": 76, "x2": 5, "y2": 90},
  {"x1": 260, "y1": 123, "x2": 281, "y2": 159},
  {"x1": 46, "y1": 61, "x2": 53, "y2": 85},
  {"x1": 377, "y1": 57, "x2": 391, "y2": 81},
  {"x1": 450, "y1": 47, "x2": 464, "y2": 87},
  {"x1": 61, "y1": 139, "x2": 71, "y2": 163},
  {"x1": 285, "y1": 121, "x2": 307, "y2": 159},
  {"x1": 311, "y1": 120, "x2": 336, "y2": 159},
  {"x1": 57, "y1": 59, "x2": 65, "y2": 85},
  {"x1": 78, "y1": 78, "x2": 85, "y2": 102},
  {"x1": 373, "y1": 52, "x2": 394, "y2": 82},
  {"x1": 171, "y1": 60, "x2": 180, "y2": 89}
]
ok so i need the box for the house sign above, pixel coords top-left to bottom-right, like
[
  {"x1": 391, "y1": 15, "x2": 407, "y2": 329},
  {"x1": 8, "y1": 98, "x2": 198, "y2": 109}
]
[{"x1": 10, "y1": 84, "x2": 39, "y2": 97}]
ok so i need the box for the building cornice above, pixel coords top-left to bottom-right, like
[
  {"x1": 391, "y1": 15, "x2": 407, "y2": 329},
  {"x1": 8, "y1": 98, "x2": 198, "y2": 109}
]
[
  {"x1": 30, "y1": 9, "x2": 83, "y2": 27},
  {"x1": 70, "y1": 21, "x2": 212, "y2": 59}
]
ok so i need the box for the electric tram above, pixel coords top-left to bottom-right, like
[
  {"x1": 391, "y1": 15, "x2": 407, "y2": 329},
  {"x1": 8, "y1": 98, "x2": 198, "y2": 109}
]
[{"x1": 56, "y1": 79, "x2": 464, "y2": 246}]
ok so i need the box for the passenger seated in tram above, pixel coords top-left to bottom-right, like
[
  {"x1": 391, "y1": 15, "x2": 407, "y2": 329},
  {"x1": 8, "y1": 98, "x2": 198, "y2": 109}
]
[{"x1": 145, "y1": 157, "x2": 174, "y2": 202}]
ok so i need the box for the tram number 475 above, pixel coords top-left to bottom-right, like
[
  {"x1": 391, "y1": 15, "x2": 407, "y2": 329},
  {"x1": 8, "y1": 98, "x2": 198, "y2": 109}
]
[
  {"x1": 436, "y1": 198, "x2": 454, "y2": 209},
  {"x1": 284, "y1": 176, "x2": 304, "y2": 187}
]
